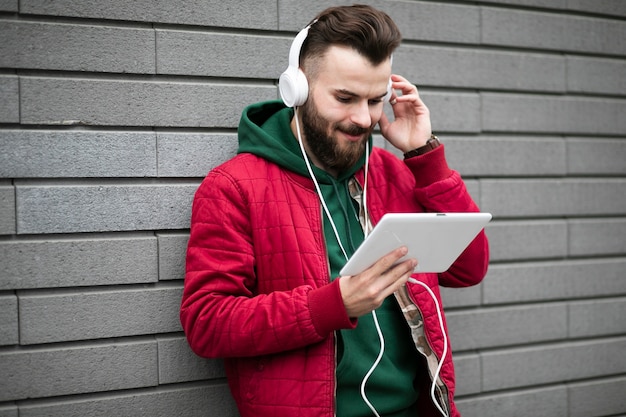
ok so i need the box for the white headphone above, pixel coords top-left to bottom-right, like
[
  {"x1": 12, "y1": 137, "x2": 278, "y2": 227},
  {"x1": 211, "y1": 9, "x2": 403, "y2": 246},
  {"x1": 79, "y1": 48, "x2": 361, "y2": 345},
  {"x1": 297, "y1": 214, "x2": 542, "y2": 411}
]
[
  {"x1": 279, "y1": 22, "x2": 315, "y2": 107},
  {"x1": 279, "y1": 20, "x2": 393, "y2": 108}
]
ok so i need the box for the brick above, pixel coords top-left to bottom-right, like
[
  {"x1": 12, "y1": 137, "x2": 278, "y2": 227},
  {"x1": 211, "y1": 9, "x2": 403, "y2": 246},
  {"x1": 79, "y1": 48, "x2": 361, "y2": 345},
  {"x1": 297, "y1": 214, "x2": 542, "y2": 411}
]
[
  {"x1": 479, "y1": 0, "x2": 567, "y2": 9},
  {"x1": 0, "y1": 185, "x2": 16, "y2": 235},
  {"x1": 0, "y1": 130, "x2": 157, "y2": 178},
  {"x1": 569, "y1": 218, "x2": 626, "y2": 257},
  {"x1": 483, "y1": 259, "x2": 626, "y2": 304},
  {"x1": 447, "y1": 304, "x2": 567, "y2": 351},
  {"x1": 0, "y1": 340, "x2": 158, "y2": 401},
  {"x1": 157, "y1": 233, "x2": 188, "y2": 281},
  {"x1": 0, "y1": 236, "x2": 158, "y2": 290},
  {"x1": 20, "y1": 77, "x2": 277, "y2": 128},
  {"x1": 388, "y1": 1, "x2": 481, "y2": 44},
  {"x1": 0, "y1": 76, "x2": 18, "y2": 123},
  {"x1": 19, "y1": 284, "x2": 182, "y2": 344},
  {"x1": 567, "y1": 56, "x2": 626, "y2": 95},
  {"x1": 157, "y1": 30, "x2": 289, "y2": 79},
  {"x1": 569, "y1": 298, "x2": 626, "y2": 338},
  {"x1": 482, "y1": 8, "x2": 626, "y2": 55},
  {"x1": 396, "y1": 45, "x2": 565, "y2": 92},
  {"x1": 569, "y1": 376, "x2": 626, "y2": 417},
  {"x1": 20, "y1": 0, "x2": 277, "y2": 29},
  {"x1": 456, "y1": 386, "x2": 567, "y2": 417},
  {"x1": 15, "y1": 183, "x2": 198, "y2": 234},
  {"x1": 567, "y1": 138, "x2": 626, "y2": 176},
  {"x1": 445, "y1": 136, "x2": 566, "y2": 178},
  {"x1": 423, "y1": 92, "x2": 481, "y2": 133},
  {"x1": 482, "y1": 93, "x2": 626, "y2": 135},
  {"x1": 18, "y1": 383, "x2": 238, "y2": 417},
  {"x1": 279, "y1": 0, "x2": 480, "y2": 44},
  {"x1": 481, "y1": 338, "x2": 626, "y2": 390},
  {"x1": 157, "y1": 132, "x2": 238, "y2": 178},
  {"x1": 480, "y1": 179, "x2": 626, "y2": 217},
  {"x1": 440, "y1": 285, "x2": 482, "y2": 309},
  {"x1": 157, "y1": 336, "x2": 226, "y2": 384},
  {"x1": 452, "y1": 353, "x2": 481, "y2": 396},
  {"x1": 0, "y1": 294, "x2": 18, "y2": 345},
  {"x1": 0, "y1": 405, "x2": 17, "y2": 417},
  {"x1": 567, "y1": 0, "x2": 626, "y2": 17},
  {"x1": 0, "y1": 21, "x2": 155, "y2": 73},
  {"x1": 485, "y1": 220, "x2": 568, "y2": 262},
  {"x1": 464, "y1": 179, "x2": 481, "y2": 208},
  {"x1": 0, "y1": 0, "x2": 17, "y2": 11}
]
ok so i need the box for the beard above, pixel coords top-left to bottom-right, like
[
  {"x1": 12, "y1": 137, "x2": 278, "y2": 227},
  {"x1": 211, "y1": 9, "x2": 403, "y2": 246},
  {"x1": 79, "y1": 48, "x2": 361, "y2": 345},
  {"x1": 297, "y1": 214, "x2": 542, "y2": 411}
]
[{"x1": 300, "y1": 97, "x2": 373, "y2": 173}]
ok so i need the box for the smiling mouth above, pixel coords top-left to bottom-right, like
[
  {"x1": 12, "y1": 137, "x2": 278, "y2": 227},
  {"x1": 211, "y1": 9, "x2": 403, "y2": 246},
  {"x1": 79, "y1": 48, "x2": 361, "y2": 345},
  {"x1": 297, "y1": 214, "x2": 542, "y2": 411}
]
[
  {"x1": 338, "y1": 127, "x2": 368, "y2": 142},
  {"x1": 342, "y1": 132, "x2": 363, "y2": 142}
]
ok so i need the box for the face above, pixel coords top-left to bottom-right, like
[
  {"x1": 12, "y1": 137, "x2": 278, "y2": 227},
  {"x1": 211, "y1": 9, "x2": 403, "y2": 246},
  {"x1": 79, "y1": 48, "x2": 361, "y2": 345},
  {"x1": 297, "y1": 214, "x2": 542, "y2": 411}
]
[{"x1": 298, "y1": 46, "x2": 391, "y2": 174}]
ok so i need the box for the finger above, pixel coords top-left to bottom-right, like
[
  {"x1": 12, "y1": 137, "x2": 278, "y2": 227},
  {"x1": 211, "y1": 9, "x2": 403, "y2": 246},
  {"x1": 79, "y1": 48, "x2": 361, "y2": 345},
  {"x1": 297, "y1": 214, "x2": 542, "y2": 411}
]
[
  {"x1": 372, "y1": 246, "x2": 409, "y2": 275},
  {"x1": 369, "y1": 247, "x2": 417, "y2": 289},
  {"x1": 378, "y1": 258, "x2": 418, "y2": 299},
  {"x1": 389, "y1": 94, "x2": 428, "y2": 113},
  {"x1": 390, "y1": 77, "x2": 418, "y2": 94}
]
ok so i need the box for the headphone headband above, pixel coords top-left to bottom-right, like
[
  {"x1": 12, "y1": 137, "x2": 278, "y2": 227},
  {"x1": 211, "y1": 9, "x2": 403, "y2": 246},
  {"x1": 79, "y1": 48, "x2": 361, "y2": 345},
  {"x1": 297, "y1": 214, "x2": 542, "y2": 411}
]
[{"x1": 288, "y1": 20, "x2": 316, "y2": 69}]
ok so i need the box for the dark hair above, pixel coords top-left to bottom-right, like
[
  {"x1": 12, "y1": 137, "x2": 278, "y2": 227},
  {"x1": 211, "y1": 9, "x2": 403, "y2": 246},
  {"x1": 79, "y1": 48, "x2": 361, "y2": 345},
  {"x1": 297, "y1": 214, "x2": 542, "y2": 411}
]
[{"x1": 300, "y1": 4, "x2": 402, "y2": 72}]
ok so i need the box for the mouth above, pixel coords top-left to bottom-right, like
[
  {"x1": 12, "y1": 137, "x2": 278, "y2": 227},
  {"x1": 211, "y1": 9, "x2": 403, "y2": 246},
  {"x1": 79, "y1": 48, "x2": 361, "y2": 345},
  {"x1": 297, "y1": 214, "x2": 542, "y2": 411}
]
[
  {"x1": 338, "y1": 127, "x2": 368, "y2": 143},
  {"x1": 341, "y1": 131, "x2": 364, "y2": 142}
]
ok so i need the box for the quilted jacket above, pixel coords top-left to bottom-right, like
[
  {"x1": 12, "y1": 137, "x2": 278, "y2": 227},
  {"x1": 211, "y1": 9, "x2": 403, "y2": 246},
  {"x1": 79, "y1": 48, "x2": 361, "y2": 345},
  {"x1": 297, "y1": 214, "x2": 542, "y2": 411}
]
[{"x1": 181, "y1": 101, "x2": 489, "y2": 417}]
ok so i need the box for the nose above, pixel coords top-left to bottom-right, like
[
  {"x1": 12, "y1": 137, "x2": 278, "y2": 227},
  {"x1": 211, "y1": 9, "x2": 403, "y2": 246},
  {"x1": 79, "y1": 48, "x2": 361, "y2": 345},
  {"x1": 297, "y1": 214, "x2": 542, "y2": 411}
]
[{"x1": 349, "y1": 100, "x2": 372, "y2": 128}]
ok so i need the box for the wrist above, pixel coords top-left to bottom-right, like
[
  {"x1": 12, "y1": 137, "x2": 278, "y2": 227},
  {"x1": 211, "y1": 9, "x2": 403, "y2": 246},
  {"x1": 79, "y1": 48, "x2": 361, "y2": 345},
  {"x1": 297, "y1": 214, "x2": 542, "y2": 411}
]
[{"x1": 403, "y1": 134, "x2": 441, "y2": 159}]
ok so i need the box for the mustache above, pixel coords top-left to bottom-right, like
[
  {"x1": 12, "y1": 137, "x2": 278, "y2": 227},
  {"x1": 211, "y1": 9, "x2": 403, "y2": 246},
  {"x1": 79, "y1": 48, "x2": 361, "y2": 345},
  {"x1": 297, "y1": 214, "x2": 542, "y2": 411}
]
[{"x1": 336, "y1": 123, "x2": 370, "y2": 136}]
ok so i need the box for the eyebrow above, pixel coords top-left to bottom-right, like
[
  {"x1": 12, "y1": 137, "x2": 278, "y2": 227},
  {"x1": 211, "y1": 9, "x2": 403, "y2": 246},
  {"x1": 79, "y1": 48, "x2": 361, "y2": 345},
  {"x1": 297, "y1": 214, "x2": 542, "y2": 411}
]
[{"x1": 336, "y1": 88, "x2": 387, "y2": 100}]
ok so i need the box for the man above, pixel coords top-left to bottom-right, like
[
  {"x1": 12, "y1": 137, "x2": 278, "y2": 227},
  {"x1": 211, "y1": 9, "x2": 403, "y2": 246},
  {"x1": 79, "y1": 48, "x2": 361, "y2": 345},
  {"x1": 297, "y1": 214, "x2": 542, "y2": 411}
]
[{"x1": 181, "y1": 5, "x2": 489, "y2": 417}]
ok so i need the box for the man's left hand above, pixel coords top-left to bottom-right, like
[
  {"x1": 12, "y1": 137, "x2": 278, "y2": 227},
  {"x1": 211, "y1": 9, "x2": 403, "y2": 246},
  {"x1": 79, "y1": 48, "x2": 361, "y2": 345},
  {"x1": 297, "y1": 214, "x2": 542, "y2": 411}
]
[{"x1": 378, "y1": 74, "x2": 432, "y2": 153}]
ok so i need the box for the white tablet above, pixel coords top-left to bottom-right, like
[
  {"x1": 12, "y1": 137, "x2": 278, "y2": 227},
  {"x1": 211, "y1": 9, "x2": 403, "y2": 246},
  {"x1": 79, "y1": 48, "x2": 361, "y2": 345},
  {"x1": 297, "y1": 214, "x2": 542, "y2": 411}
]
[{"x1": 339, "y1": 212, "x2": 491, "y2": 276}]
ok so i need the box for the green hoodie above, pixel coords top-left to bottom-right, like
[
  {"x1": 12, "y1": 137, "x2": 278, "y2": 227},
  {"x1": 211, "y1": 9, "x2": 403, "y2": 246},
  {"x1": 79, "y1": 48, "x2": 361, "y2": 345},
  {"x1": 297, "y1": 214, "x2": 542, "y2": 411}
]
[{"x1": 238, "y1": 100, "x2": 421, "y2": 417}]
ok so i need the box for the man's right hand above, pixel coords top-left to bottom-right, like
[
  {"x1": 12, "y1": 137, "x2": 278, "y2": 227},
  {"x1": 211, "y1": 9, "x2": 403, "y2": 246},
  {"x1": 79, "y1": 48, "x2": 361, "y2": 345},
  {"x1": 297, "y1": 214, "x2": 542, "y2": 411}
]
[{"x1": 338, "y1": 246, "x2": 417, "y2": 318}]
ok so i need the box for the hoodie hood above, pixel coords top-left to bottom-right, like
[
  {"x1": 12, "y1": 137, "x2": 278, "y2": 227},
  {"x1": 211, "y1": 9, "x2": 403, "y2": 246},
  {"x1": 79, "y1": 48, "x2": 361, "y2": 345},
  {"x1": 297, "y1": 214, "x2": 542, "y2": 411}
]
[{"x1": 237, "y1": 100, "x2": 371, "y2": 183}]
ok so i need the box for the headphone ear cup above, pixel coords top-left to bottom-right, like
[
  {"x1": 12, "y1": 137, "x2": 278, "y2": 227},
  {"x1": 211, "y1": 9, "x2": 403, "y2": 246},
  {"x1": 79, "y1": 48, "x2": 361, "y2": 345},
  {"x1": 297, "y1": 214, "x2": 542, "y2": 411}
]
[{"x1": 279, "y1": 66, "x2": 309, "y2": 107}]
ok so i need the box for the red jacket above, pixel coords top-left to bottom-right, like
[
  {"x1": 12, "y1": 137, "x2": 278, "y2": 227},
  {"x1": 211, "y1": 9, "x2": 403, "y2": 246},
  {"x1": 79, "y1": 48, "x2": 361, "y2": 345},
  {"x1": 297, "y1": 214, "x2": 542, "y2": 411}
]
[{"x1": 181, "y1": 145, "x2": 489, "y2": 417}]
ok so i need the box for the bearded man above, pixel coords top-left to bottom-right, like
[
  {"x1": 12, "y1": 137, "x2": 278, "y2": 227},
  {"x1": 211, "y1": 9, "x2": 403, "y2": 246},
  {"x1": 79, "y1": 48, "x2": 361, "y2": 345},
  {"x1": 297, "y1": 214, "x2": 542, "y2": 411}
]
[{"x1": 181, "y1": 5, "x2": 489, "y2": 417}]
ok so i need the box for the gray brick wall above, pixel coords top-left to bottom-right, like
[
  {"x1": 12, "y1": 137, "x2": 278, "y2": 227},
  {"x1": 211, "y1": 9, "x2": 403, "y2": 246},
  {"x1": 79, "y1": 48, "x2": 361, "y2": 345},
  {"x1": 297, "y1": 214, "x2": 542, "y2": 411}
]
[{"x1": 0, "y1": 1, "x2": 624, "y2": 416}]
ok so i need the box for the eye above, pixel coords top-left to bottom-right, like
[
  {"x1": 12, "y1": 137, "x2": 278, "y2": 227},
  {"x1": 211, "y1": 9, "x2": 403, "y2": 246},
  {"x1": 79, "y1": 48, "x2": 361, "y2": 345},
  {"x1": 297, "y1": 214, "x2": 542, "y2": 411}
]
[
  {"x1": 336, "y1": 96, "x2": 352, "y2": 104},
  {"x1": 369, "y1": 98, "x2": 384, "y2": 105}
]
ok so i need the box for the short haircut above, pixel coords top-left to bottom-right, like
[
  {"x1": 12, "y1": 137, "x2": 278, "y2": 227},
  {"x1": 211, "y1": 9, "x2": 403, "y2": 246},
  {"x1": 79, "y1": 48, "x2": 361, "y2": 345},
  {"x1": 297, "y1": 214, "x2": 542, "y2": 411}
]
[{"x1": 300, "y1": 4, "x2": 402, "y2": 76}]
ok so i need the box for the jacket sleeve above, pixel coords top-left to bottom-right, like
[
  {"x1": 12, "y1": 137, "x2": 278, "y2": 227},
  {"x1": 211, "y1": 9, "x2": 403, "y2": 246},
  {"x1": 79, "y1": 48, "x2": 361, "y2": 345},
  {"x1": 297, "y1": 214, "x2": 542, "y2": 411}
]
[
  {"x1": 404, "y1": 145, "x2": 490, "y2": 288},
  {"x1": 180, "y1": 168, "x2": 355, "y2": 359}
]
